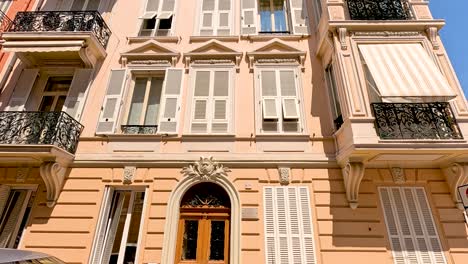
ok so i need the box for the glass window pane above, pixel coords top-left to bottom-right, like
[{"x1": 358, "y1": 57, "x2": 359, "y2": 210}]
[
  {"x1": 182, "y1": 220, "x2": 199, "y2": 260},
  {"x1": 261, "y1": 71, "x2": 277, "y2": 96},
  {"x1": 274, "y1": 8, "x2": 287, "y2": 31},
  {"x1": 259, "y1": 0, "x2": 272, "y2": 32},
  {"x1": 127, "y1": 78, "x2": 147, "y2": 125},
  {"x1": 39, "y1": 96, "x2": 54, "y2": 112},
  {"x1": 209, "y1": 221, "x2": 226, "y2": 260},
  {"x1": 110, "y1": 192, "x2": 132, "y2": 264},
  {"x1": 144, "y1": 78, "x2": 163, "y2": 126}
]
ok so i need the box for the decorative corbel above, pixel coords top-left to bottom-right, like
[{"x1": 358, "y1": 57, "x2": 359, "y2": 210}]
[
  {"x1": 39, "y1": 162, "x2": 67, "y2": 208},
  {"x1": 121, "y1": 57, "x2": 128, "y2": 67},
  {"x1": 342, "y1": 162, "x2": 365, "y2": 209},
  {"x1": 235, "y1": 55, "x2": 241, "y2": 73},
  {"x1": 184, "y1": 57, "x2": 191, "y2": 73},
  {"x1": 337, "y1": 27, "x2": 348, "y2": 51},
  {"x1": 172, "y1": 56, "x2": 178, "y2": 67},
  {"x1": 299, "y1": 54, "x2": 306, "y2": 72},
  {"x1": 443, "y1": 163, "x2": 468, "y2": 210},
  {"x1": 248, "y1": 55, "x2": 254, "y2": 72},
  {"x1": 426, "y1": 27, "x2": 440, "y2": 50}
]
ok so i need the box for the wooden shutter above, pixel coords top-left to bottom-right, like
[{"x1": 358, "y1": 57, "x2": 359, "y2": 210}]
[
  {"x1": 289, "y1": 0, "x2": 309, "y2": 34},
  {"x1": 211, "y1": 70, "x2": 230, "y2": 133},
  {"x1": 264, "y1": 187, "x2": 317, "y2": 264},
  {"x1": 217, "y1": 0, "x2": 232, "y2": 35},
  {"x1": 101, "y1": 192, "x2": 125, "y2": 264},
  {"x1": 63, "y1": 69, "x2": 93, "y2": 121},
  {"x1": 161, "y1": 0, "x2": 175, "y2": 12},
  {"x1": 0, "y1": 185, "x2": 11, "y2": 217},
  {"x1": 261, "y1": 71, "x2": 279, "y2": 120},
  {"x1": 141, "y1": 0, "x2": 160, "y2": 19},
  {"x1": 158, "y1": 68, "x2": 184, "y2": 134},
  {"x1": 379, "y1": 187, "x2": 447, "y2": 264},
  {"x1": 6, "y1": 69, "x2": 39, "y2": 111},
  {"x1": 90, "y1": 188, "x2": 114, "y2": 264},
  {"x1": 0, "y1": 191, "x2": 27, "y2": 248},
  {"x1": 96, "y1": 69, "x2": 127, "y2": 134},
  {"x1": 199, "y1": 0, "x2": 215, "y2": 36},
  {"x1": 241, "y1": 0, "x2": 257, "y2": 34},
  {"x1": 279, "y1": 70, "x2": 299, "y2": 120},
  {"x1": 191, "y1": 70, "x2": 210, "y2": 133},
  {"x1": 86, "y1": 0, "x2": 100, "y2": 10}
]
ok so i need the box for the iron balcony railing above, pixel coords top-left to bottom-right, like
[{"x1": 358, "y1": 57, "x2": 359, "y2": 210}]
[
  {"x1": 347, "y1": 0, "x2": 412, "y2": 20},
  {"x1": 371, "y1": 103, "x2": 463, "y2": 140},
  {"x1": 0, "y1": 10, "x2": 12, "y2": 34},
  {"x1": 121, "y1": 125, "x2": 158, "y2": 135},
  {"x1": 0, "y1": 111, "x2": 84, "y2": 154},
  {"x1": 8, "y1": 11, "x2": 111, "y2": 48}
]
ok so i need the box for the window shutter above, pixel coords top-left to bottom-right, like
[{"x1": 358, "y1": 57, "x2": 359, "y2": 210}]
[
  {"x1": 71, "y1": 0, "x2": 85, "y2": 10},
  {"x1": 200, "y1": 0, "x2": 215, "y2": 36},
  {"x1": 158, "y1": 68, "x2": 184, "y2": 134},
  {"x1": 63, "y1": 69, "x2": 93, "y2": 121},
  {"x1": 241, "y1": 0, "x2": 257, "y2": 34},
  {"x1": 289, "y1": 0, "x2": 309, "y2": 34},
  {"x1": 90, "y1": 188, "x2": 114, "y2": 264},
  {"x1": 0, "y1": 191, "x2": 27, "y2": 248},
  {"x1": 264, "y1": 187, "x2": 277, "y2": 264},
  {"x1": 298, "y1": 187, "x2": 317, "y2": 264},
  {"x1": 0, "y1": 185, "x2": 11, "y2": 217},
  {"x1": 217, "y1": 0, "x2": 232, "y2": 35},
  {"x1": 261, "y1": 71, "x2": 279, "y2": 120},
  {"x1": 379, "y1": 187, "x2": 447, "y2": 264},
  {"x1": 161, "y1": 0, "x2": 175, "y2": 12},
  {"x1": 87, "y1": 0, "x2": 100, "y2": 10},
  {"x1": 211, "y1": 70, "x2": 229, "y2": 133},
  {"x1": 280, "y1": 71, "x2": 299, "y2": 119},
  {"x1": 191, "y1": 71, "x2": 210, "y2": 133},
  {"x1": 96, "y1": 69, "x2": 127, "y2": 134},
  {"x1": 6, "y1": 69, "x2": 39, "y2": 111},
  {"x1": 100, "y1": 192, "x2": 125, "y2": 264},
  {"x1": 141, "y1": 0, "x2": 159, "y2": 19}
]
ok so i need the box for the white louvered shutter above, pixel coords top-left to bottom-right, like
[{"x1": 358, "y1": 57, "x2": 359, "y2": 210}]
[
  {"x1": 379, "y1": 187, "x2": 447, "y2": 264},
  {"x1": 279, "y1": 70, "x2": 299, "y2": 119},
  {"x1": 191, "y1": 71, "x2": 210, "y2": 133},
  {"x1": 0, "y1": 185, "x2": 11, "y2": 218},
  {"x1": 7, "y1": 69, "x2": 39, "y2": 111},
  {"x1": 289, "y1": 0, "x2": 309, "y2": 35},
  {"x1": 261, "y1": 71, "x2": 279, "y2": 120},
  {"x1": 158, "y1": 68, "x2": 184, "y2": 134},
  {"x1": 90, "y1": 188, "x2": 114, "y2": 264},
  {"x1": 63, "y1": 69, "x2": 93, "y2": 121},
  {"x1": 211, "y1": 70, "x2": 229, "y2": 133},
  {"x1": 96, "y1": 69, "x2": 127, "y2": 134},
  {"x1": 264, "y1": 187, "x2": 317, "y2": 264},
  {"x1": 141, "y1": 0, "x2": 160, "y2": 19},
  {"x1": 241, "y1": 0, "x2": 257, "y2": 34},
  {"x1": 161, "y1": 0, "x2": 175, "y2": 13},
  {"x1": 100, "y1": 192, "x2": 125, "y2": 264},
  {"x1": 217, "y1": 0, "x2": 232, "y2": 35},
  {"x1": 200, "y1": 0, "x2": 215, "y2": 36}
]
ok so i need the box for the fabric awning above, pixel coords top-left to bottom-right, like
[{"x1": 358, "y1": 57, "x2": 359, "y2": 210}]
[{"x1": 358, "y1": 43, "x2": 456, "y2": 102}]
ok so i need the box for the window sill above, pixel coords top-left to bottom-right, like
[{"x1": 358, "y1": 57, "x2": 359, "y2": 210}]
[
  {"x1": 127, "y1": 36, "x2": 180, "y2": 44},
  {"x1": 240, "y1": 34, "x2": 310, "y2": 41},
  {"x1": 255, "y1": 134, "x2": 310, "y2": 140},
  {"x1": 181, "y1": 134, "x2": 236, "y2": 139},
  {"x1": 190, "y1": 36, "x2": 239, "y2": 42}
]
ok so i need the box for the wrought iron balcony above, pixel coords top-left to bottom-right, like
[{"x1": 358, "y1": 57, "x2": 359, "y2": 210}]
[
  {"x1": 0, "y1": 10, "x2": 12, "y2": 34},
  {"x1": 121, "y1": 125, "x2": 158, "y2": 135},
  {"x1": 0, "y1": 111, "x2": 84, "y2": 154},
  {"x1": 8, "y1": 11, "x2": 111, "y2": 48},
  {"x1": 347, "y1": 0, "x2": 411, "y2": 20},
  {"x1": 371, "y1": 103, "x2": 462, "y2": 140}
]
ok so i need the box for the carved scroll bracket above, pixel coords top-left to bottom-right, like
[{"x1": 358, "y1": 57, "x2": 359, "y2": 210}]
[
  {"x1": 337, "y1": 27, "x2": 348, "y2": 51},
  {"x1": 342, "y1": 162, "x2": 366, "y2": 210},
  {"x1": 181, "y1": 157, "x2": 231, "y2": 182},
  {"x1": 426, "y1": 27, "x2": 440, "y2": 50},
  {"x1": 443, "y1": 163, "x2": 468, "y2": 210},
  {"x1": 39, "y1": 162, "x2": 67, "y2": 208}
]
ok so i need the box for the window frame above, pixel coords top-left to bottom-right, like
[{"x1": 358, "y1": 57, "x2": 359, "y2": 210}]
[
  {"x1": 185, "y1": 65, "x2": 235, "y2": 135},
  {"x1": 89, "y1": 186, "x2": 148, "y2": 264},
  {"x1": 139, "y1": 0, "x2": 177, "y2": 37},
  {"x1": 254, "y1": 65, "x2": 306, "y2": 135},
  {"x1": 324, "y1": 63, "x2": 343, "y2": 131},
  {"x1": 196, "y1": 0, "x2": 234, "y2": 36},
  {"x1": 257, "y1": 0, "x2": 290, "y2": 33}
]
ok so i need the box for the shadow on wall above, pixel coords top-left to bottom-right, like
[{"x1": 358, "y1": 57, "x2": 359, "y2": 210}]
[{"x1": 40, "y1": 0, "x2": 118, "y2": 12}]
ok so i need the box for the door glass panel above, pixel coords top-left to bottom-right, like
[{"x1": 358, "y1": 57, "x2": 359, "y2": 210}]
[
  {"x1": 182, "y1": 220, "x2": 199, "y2": 260},
  {"x1": 123, "y1": 192, "x2": 145, "y2": 264},
  {"x1": 39, "y1": 96, "x2": 54, "y2": 112},
  {"x1": 209, "y1": 221, "x2": 226, "y2": 260}
]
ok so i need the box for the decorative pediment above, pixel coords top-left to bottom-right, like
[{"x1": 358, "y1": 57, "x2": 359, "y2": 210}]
[
  {"x1": 183, "y1": 40, "x2": 242, "y2": 71},
  {"x1": 246, "y1": 39, "x2": 307, "y2": 70},
  {"x1": 181, "y1": 157, "x2": 231, "y2": 181},
  {"x1": 120, "y1": 40, "x2": 180, "y2": 67}
]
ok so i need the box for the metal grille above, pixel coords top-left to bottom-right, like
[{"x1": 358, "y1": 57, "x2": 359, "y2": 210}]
[
  {"x1": 347, "y1": 0, "x2": 411, "y2": 20},
  {"x1": 8, "y1": 11, "x2": 111, "y2": 48},
  {"x1": 371, "y1": 103, "x2": 463, "y2": 140},
  {"x1": 0, "y1": 111, "x2": 84, "y2": 154},
  {"x1": 121, "y1": 125, "x2": 158, "y2": 135}
]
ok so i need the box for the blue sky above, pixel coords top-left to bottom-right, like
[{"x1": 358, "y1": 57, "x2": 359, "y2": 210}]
[{"x1": 430, "y1": 0, "x2": 468, "y2": 97}]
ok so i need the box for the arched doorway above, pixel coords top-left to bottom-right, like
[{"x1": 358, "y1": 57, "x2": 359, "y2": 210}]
[{"x1": 175, "y1": 182, "x2": 231, "y2": 264}]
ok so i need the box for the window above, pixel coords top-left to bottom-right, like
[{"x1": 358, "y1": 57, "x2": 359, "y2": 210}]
[
  {"x1": 0, "y1": 186, "x2": 35, "y2": 249},
  {"x1": 139, "y1": 0, "x2": 177, "y2": 36},
  {"x1": 198, "y1": 0, "x2": 233, "y2": 36},
  {"x1": 0, "y1": 0, "x2": 13, "y2": 14},
  {"x1": 90, "y1": 188, "x2": 146, "y2": 264},
  {"x1": 38, "y1": 77, "x2": 73, "y2": 112},
  {"x1": 189, "y1": 68, "x2": 233, "y2": 134},
  {"x1": 175, "y1": 183, "x2": 230, "y2": 264},
  {"x1": 312, "y1": 0, "x2": 322, "y2": 26},
  {"x1": 257, "y1": 67, "x2": 304, "y2": 133},
  {"x1": 263, "y1": 186, "x2": 317, "y2": 264},
  {"x1": 71, "y1": 0, "x2": 100, "y2": 11},
  {"x1": 325, "y1": 65, "x2": 343, "y2": 130},
  {"x1": 379, "y1": 187, "x2": 447, "y2": 264},
  {"x1": 97, "y1": 68, "x2": 184, "y2": 135},
  {"x1": 241, "y1": 0, "x2": 308, "y2": 35}
]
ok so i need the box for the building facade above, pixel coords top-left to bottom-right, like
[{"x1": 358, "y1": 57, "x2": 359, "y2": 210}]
[{"x1": 0, "y1": 0, "x2": 467, "y2": 263}]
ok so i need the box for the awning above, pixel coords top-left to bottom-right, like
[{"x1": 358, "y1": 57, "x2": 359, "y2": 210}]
[{"x1": 358, "y1": 43, "x2": 456, "y2": 102}]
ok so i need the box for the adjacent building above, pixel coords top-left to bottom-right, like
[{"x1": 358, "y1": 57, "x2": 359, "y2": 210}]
[{"x1": 0, "y1": 0, "x2": 467, "y2": 263}]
